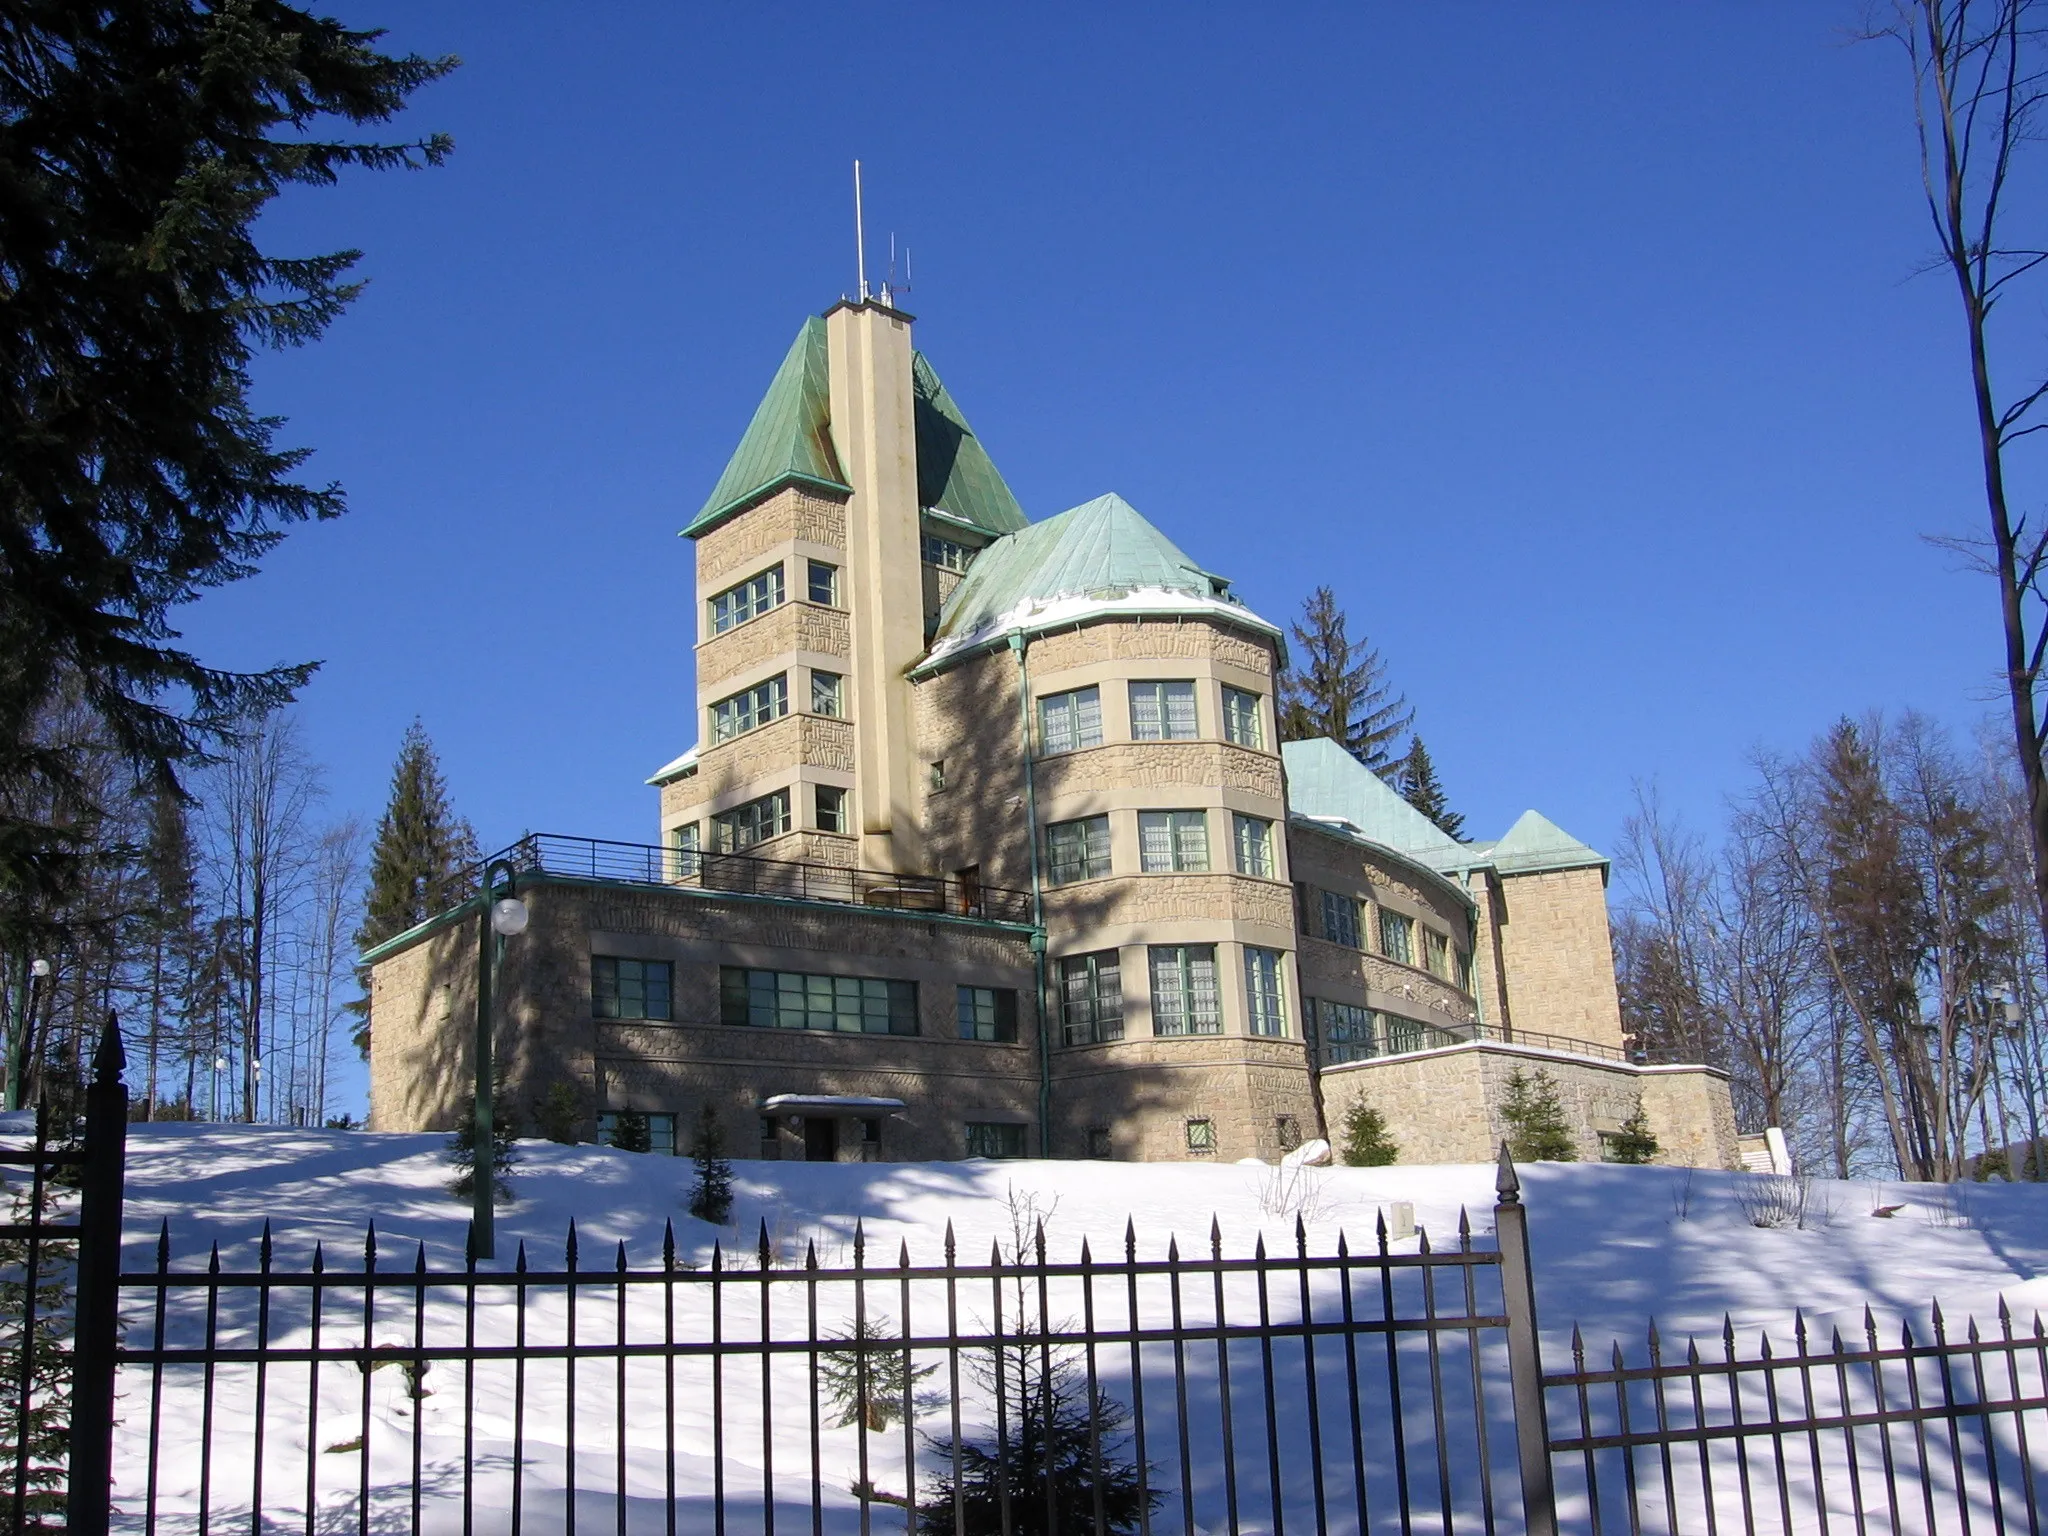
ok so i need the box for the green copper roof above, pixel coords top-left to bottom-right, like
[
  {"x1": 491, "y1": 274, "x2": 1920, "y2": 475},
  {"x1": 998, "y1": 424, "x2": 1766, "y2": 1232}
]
[
  {"x1": 918, "y1": 493, "x2": 1275, "y2": 670},
  {"x1": 684, "y1": 318, "x2": 850, "y2": 538},
  {"x1": 914, "y1": 353, "x2": 1026, "y2": 536},
  {"x1": 1486, "y1": 809, "x2": 1608, "y2": 877},
  {"x1": 1282, "y1": 739, "x2": 1466, "y2": 860}
]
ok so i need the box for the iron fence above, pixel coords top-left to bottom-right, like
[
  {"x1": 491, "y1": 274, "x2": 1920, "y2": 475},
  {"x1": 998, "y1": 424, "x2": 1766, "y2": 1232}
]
[{"x1": 490, "y1": 833, "x2": 1036, "y2": 925}]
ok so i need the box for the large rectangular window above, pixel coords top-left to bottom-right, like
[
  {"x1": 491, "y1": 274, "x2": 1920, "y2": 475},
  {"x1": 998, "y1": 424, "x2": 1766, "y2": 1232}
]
[
  {"x1": 814, "y1": 784, "x2": 848, "y2": 833},
  {"x1": 1381, "y1": 1010, "x2": 1432, "y2": 1054},
  {"x1": 810, "y1": 670, "x2": 845, "y2": 717},
  {"x1": 1424, "y1": 928, "x2": 1450, "y2": 980},
  {"x1": 921, "y1": 533, "x2": 977, "y2": 572},
  {"x1": 1037, "y1": 686, "x2": 1103, "y2": 755},
  {"x1": 1244, "y1": 947, "x2": 1287, "y2": 1037},
  {"x1": 711, "y1": 789, "x2": 790, "y2": 852},
  {"x1": 1233, "y1": 814, "x2": 1275, "y2": 877},
  {"x1": 709, "y1": 674, "x2": 788, "y2": 743},
  {"x1": 669, "y1": 822, "x2": 700, "y2": 879},
  {"x1": 957, "y1": 986, "x2": 1019, "y2": 1043},
  {"x1": 1321, "y1": 891, "x2": 1362, "y2": 949},
  {"x1": 1222, "y1": 686, "x2": 1265, "y2": 749},
  {"x1": 1129, "y1": 680, "x2": 1198, "y2": 740},
  {"x1": 719, "y1": 968, "x2": 918, "y2": 1035},
  {"x1": 1379, "y1": 909, "x2": 1415, "y2": 966},
  {"x1": 708, "y1": 565, "x2": 784, "y2": 635},
  {"x1": 1149, "y1": 945, "x2": 1221, "y2": 1036},
  {"x1": 1316, "y1": 999, "x2": 1377, "y2": 1065},
  {"x1": 1058, "y1": 951, "x2": 1124, "y2": 1046},
  {"x1": 1047, "y1": 815, "x2": 1112, "y2": 885},
  {"x1": 964, "y1": 1122, "x2": 1027, "y2": 1159},
  {"x1": 807, "y1": 559, "x2": 839, "y2": 606},
  {"x1": 598, "y1": 1111, "x2": 679, "y2": 1155},
  {"x1": 592, "y1": 956, "x2": 673, "y2": 1021},
  {"x1": 1138, "y1": 810, "x2": 1209, "y2": 873}
]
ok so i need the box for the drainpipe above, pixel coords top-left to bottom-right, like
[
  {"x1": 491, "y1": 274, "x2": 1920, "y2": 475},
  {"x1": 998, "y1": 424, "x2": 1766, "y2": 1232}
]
[{"x1": 1010, "y1": 631, "x2": 1053, "y2": 1156}]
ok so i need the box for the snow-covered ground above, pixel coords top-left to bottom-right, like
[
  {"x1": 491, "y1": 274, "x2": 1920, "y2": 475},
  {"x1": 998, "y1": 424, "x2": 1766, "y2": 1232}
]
[{"x1": 45, "y1": 1122, "x2": 2048, "y2": 1533}]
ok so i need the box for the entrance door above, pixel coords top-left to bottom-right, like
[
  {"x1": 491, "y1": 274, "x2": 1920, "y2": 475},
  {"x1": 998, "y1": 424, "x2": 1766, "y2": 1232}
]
[{"x1": 803, "y1": 1117, "x2": 838, "y2": 1163}]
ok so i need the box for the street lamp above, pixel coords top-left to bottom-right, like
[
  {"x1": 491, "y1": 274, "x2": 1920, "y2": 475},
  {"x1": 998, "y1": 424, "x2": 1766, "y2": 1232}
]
[
  {"x1": 212, "y1": 1055, "x2": 228, "y2": 1123},
  {"x1": 472, "y1": 859, "x2": 528, "y2": 1260},
  {"x1": 5, "y1": 958, "x2": 51, "y2": 1112}
]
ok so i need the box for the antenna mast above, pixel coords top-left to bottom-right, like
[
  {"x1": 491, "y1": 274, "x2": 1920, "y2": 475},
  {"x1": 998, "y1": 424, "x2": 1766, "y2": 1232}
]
[{"x1": 853, "y1": 160, "x2": 869, "y2": 301}]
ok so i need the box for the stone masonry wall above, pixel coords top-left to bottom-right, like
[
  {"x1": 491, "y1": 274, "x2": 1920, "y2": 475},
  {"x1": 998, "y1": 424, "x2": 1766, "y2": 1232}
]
[
  {"x1": 695, "y1": 488, "x2": 848, "y2": 593},
  {"x1": 1495, "y1": 867, "x2": 1626, "y2": 1048},
  {"x1": 1051, "y1": 1035, "x2": 1320, "y2": 1162}
]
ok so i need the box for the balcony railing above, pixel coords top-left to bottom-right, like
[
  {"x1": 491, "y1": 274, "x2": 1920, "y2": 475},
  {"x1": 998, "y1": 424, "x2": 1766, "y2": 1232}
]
[
  {"x1": 1322, "y1": 1016, "x2": 1702, "y2": 1069},
  {"x1": 488, "y1": 833, "x2": 1036, "y2": 924}
]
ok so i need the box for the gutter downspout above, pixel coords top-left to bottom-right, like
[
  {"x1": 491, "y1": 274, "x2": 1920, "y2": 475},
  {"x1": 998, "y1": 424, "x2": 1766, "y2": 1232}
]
[{"x1": 1010, "y1": 632, "x2": 1052, "y2": 1156}]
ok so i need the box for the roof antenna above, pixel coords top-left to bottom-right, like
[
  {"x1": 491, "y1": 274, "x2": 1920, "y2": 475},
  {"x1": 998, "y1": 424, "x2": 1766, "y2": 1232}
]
[{"x1": 853, "y1": 160, "x2": 869, "y2": 302}]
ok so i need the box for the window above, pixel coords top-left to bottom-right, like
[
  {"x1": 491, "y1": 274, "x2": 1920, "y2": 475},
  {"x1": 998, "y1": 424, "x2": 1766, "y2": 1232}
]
[
  {"x1": 1087, "y1": 1127, "x2": 1113, "y2": 1159},
  {"x1": 1058, "y1": 951, "x2": 1124, "y2": 1046},
  {"x1": 1037, "y1": 686, "x2": 1104, "y2": 755},
  {"x1": 710, "y1": 674, "x2": 788, "y2": 743},
  {"x1": 860, "y1": 1118, "x2": 882, "y2": 1146},
  {"x1": 597, "y1": 1112, "x2": 678, "y2": 1155},
  {"x1": 811, "y1": 670, "x2": 845, "y2": 717},
  {"x1": 592, "y1": 956, "x2": 673, "y2": 1021},
  {"x1": 922, "y1": 534, "x2": 977, "y2": 572},
  {"x1": 1424, "y1": 929, "x2": 1450, "y2": 979},
  {"x1": 719, "y1": 968, "x2": 919, "y2": 1035},
  {"x1": 1244, "y1": 947, "x2": 1287, "y2": 1037},
  {"x1": 1379, "y1": 910, "x2": 1415, "y2": 966},
  {"x1": 1381, "y1": 1011, "x2": 1433, "y2": 1054},
  {"x1": 1275, "y1": 1115, "x2": 1301, "y2": 1152},
  {"x1": 1139, "y1": 810, "x2": 1209, "y2": 873},
  {"x1": 1233, "y1": 815, "x2": 1274, "y2": 877},
  {"x1": 1129, "y1": 680, "x2": 1198, "y2": 740},
  {"x1": 815, "y1": 784, "x2": 848, "y2": 833},
  {"x1": 1457, "y1": 948, "x2": 1475, "y2": 994},
  {"x1": 1222, "y1": 687, "x2": 1265, "y2": 749},
  {"x1": 1321, "y1": 891, "x2": 1362, "y2": 949},
  {"x1": 957, "y1": 986, "x2": 1019, "y2": 1043},
  {"x1": 1150, "y1": 945, "x2": 1221, "y2": 1036},
  {"x1": 929, "y1": 759, "x2": 947, "y2": 792},
  {"x1": 1047, "y1": 816, "x2": 1112, "y2": 885},
  {"x1": 709, "y1": 565, "x2": 784, "y2": 634},
  {"x1": 670, "y1": 822, "x2": 700, "y2": 879},
  {"x1": 807, "y1": 559, "x2": 839, "y2": 606},
  {"x1": 711, "y1": 790, "x2": 790, "y2": 852},
  {"x1": 758, "y1": 1116, "x2": 781, "y2": 1158},
  {"x1": 965, "y1": 1122, "x2": 1026, "y2": 1159},
  {"x1": 1317, "y1": 1000, "x2": 1377, "y2": 1065},
  {"x1": 1185, "y1": 1118, "x2": 1216, "y2": 1155}
]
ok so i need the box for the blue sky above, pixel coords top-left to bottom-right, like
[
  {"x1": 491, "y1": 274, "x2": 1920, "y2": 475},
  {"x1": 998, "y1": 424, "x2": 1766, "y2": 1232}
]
[{"x1": 178, "y1": 3, "x2": 2020, "y2": 1105}]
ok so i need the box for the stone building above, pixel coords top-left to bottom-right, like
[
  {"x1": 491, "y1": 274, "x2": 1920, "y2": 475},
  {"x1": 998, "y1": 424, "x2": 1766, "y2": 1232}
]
[{"x1": 364, "y1": 296, "x2": 1739, "y2": 1169}]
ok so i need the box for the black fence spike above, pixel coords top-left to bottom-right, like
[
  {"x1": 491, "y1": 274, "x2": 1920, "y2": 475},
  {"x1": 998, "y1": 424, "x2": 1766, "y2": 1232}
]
[
  {"x1": 897, "y1": 1238, "x2": 910, "y2": 1270},
  {"x1": 944, "y1": 1220, "x2": 957, "y2": 1264},
  {"x1": 565, "y1": 1219, "x2": 579, "y2": 1270},
  {"x1": 311, "y1": 1240, "x2": 325, "y2": 1274},
  {"x1": 91, "y1": 1009, "x2": 126, "y2": 1086},
  {"x1": 757, "y1": 1219, "x2": 771, "y2": 1269},
  {"x1": 1968, "y1": 1316, "x2": 1982, "y2": 1344},
  {"x1": 259, "y1": 1220, "x2": 272, "y2": 1269},
  {"x1": 1611, "y1": 1339, "x2": 1626, "y2": 1370},
  {"x1": 989, "y1": 1237, "x2": 1004, "y2": 1268},
  {"x1": 1036, "y1": 1219, "x2": 1048, "y2": 1264},
  {"x1": 1457, "y1": 1207, "x2": 1472, "y2": 1250},
  {"x1": 1123, "y1": 1218, "x2": 1135, "y2": 1262},
  {"x1": 662, "y1": 1219, "x2": 676, "y2": 1271},
  {"x1": 1336, "y1": 1229, "x2": 1350, "y2": 1258},
  {"x1": 804, "y1": 1240, "x2": 818, "y2": 1272},
  {"x1": 616, "y1": 1240, "x2": 628, "y2": 1272},
  {"x1": 156, "y1": 1219, "x2": 171, "y2": 1268},
  {"x1": 853, "y1": 1218, "x2": 866, "y2": 1266},
  {"x1": 208, "y1": 1240, "x2": 221, "y2": 1275},
  {"x1": 415, "y1": 1242, "x2": 427, "y2": 1273},
  {"x1": 711, "y1": 1241, "x2": 723, "y2": 1273},
  {"x1": 364, "y1": 1221, "x2": 377, "y2": 1269},
  {"x1": 1495, "y1": 1142, "x2": 1521, "y2": 1203},
  {"x1": 1931, "y1": 1297, "x2": 1947, "y2": 1341},
  {"x1": 515, "y1": 1241, "x2": 529, "y2": 1273},
  {"x1": 1417, "y1": 1226, "x2": 1432, "y2": 1256},
  {"x1": 1167, "y1": 1234, "x2": 1181, "y2": 1262}
]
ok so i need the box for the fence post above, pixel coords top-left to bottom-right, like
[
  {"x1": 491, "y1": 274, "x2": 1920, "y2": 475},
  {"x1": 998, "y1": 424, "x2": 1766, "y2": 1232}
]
[
  {"x1": 68, "y1": 1013, "x2": 127, "y2": 1536},
  {"x1": 1495, "y1": 1144, "x2": 1558, "y2": 1536}
]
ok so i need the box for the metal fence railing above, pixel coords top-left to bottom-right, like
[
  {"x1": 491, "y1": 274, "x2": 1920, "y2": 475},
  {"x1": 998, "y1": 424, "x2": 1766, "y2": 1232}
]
[{"x1": 1330, "y1": 1015, "x2": 1701, "y2": 1070}]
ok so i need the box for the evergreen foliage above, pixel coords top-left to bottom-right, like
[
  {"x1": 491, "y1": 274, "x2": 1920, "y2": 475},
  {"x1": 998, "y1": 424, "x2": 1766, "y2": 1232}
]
[
  {"x1": 0, "y1": 4, "x2": 454, "y2": 913},
  {"x1": 448, "y1": 1085, "x2": 517, "y2": 1205},
  {"x1": 688, "y1": 1103, "x2": 735, "y2": 1224},
  {"x1": 352, "y1": 720, "x2": 479, "y2": 1057},
  {"x1": 1338, "y1": 1099, "x2": 1399, "y2": 1166},
  {"x1": 1277, "y1": 587, "x2": 1414, "y2": 777},
  {"x1": 917, "y1": 1339, "x2": 1160, "y2": 1535},
  {"x1": 610, "y1": 1108, "x2": 652, "y2": 1154},
  {"x1": 0, "y1": 1177, "x2": 75, "y2": 1526},
  {"x1": 820, "y1": 1315, "x2": 940, "y2": 1432},
  {"x1": 533, "y1": 1083, "x2": 582, "y2": 1144},
  {"x1": 1500, "y1": 1068, "x2": 1576, "y2": 1161},
  {"x1": 1396, "y1": 737, "x2": 1465, "y2": 839},
  {"x1": 1605, "y1": 1102, "x2": 1659, "y2": 1164}
]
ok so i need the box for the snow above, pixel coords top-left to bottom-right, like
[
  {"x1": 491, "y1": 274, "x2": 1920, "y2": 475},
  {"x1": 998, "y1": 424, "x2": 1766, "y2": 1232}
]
[
  {"x1": 49, "y1": 1123, "x2": 2048, "y2": 1532},
  {"x1": 919, "y1": 585, "x2": 1281, "y2": 670}
]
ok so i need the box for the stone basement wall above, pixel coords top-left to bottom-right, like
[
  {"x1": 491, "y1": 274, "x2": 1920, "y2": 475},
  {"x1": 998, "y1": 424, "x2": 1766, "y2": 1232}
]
[
  {"x1": 1317, "y1": 1042, "x2": 1739, "y2": 1170},
  {"x1": 1494, "y1": 867, "x2": 1627, "y2": 1049}
]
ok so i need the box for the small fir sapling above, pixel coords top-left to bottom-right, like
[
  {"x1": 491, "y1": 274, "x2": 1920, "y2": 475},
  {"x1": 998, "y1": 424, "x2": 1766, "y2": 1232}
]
[
  {"x1": 820, "y1": 1315, "x2": 939, "y2": 1432},
  {"x1": 610, "y1": 1108, "x2": 652, "y2": 1154},
  {"x1": 1605, "y1": 1102, "x2": 1659, "y2": 1164},
  {"x1": 448, "y1": 1081, "x2": 518, "y2": 1204},
  {"x1": 688, "y1": 1103, "x2": 735, "y2": 1224},
  {"x1": 1500, "y1": 1067, "x2": 1576, "y2": 1162},
  {"x1": 1338, "y1": 1099, "x2": 1399, "y2": 1166},
  {"x1": 0, "y1": 1178, "x2": 74, "y2": 1525},
  {"x1": 533, "y1": 1082, "x2": 582, "y2": 1144}
]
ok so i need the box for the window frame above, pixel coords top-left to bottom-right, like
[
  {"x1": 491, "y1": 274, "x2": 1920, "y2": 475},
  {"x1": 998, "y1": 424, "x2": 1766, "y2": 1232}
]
[
  {"x1": 810, "y1": 669, "x2": 845, "y2": 718},
  {"x1": 1138, "y1": 809, "x2": 1210, "y2": 873},
  {"x1": 964, "y1": 1122, "x2": 1027, "y2": 1159},
  {"x1": 597, "y1": 1111, "x2": 679, "y2": 1155},
  {"x1": 1184, "y1": 1118, "x2": 1216, "y2": 1154},
  {"x1": 1058, "y1": 950, "x2": 1125, "y2": 1046},
  {"x1": 1046, "y1": 815, "x2": 1112, "y2": 885},
  {"x1": 709, "y1": 673, "x2": 789, "y2": 744},
  {"x1": 1128, "y1": 679, "x2": 1199, "y2": 741},
  {"x1": 1244, "y1": 945, "x2": 1288, "y2": 1038},
  {"x1": 806, "y1": 559, "x2": 840, "y2": 606},
  {"x1": 1149, "y1": 944, "x2": 1222, "y2": 1037},
  {"x1": 1222, "y1": 686, "x2": 1265, "y2": 749},
  {"x1": 708, "y1": 564, "x2": 785, "y2": 635},
  {"x1": 1232, "y1": 813, "x2": 1275, "y2": 877},
  {"x1": 591, "y1": 955, "x2": 674, "y2": 1022},
  {"x1": 1315, "y1": 998, "x2": 1377, "y2": 1065},
  {"x1": 814, "y1": 784, "x2": 849, "y2": 834},
  {"x1": 1036, "y1": 685, "x2": 1105, "y2": 756},
  {"x1": 956, "y1": 985, "x2": 1020, "y2": 1043},
  {"x1": 1379, "y1": 909, "x2": 1416, "y2": 967},
  {"x1": 1320, "y1": 891, "x2": 1362, "y2": 949},
  {"x1": 718, "y1": 966, "x2": 920, "y2": 1036},
  {"x1": 710, "y1": 789, "x2": 791, "y2": 852},
  {"x1": 670, "y1": 822, "x2": 700, "y2": 879},
  {"x1": 921, "y1": 534, "x2": 978, "y2": 573}
]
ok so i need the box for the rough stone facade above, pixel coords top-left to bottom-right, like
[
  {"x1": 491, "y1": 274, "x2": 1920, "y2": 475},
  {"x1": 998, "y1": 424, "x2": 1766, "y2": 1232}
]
[{"x1": 1494, "y1": 867, "x2": 1627, "y2": 1048}]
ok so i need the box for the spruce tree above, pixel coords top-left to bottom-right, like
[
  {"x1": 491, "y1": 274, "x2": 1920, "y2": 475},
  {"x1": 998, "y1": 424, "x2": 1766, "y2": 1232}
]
[
  {"x1": 0, "y1": 1179, "x2": 74, "y2": 1524},
  {"x1": 1277, "y1": 587, "x2": 1414, "y2": 778},
  {"x1": 352, "y1": 721, "x2": 479, "y2": 1057},
  {"x1": 1500, "y1": 1068, "x2": 1576, "y2": 1162},
  {"x1": 1338, "y1": 1100, "x2": 1399, "y2": 1166},
  {"x1": 137, "y1": 788, "x2": 203, "y2": 1115},
  {"x1": 448, "y1": 1086, "x2": 517, "y2": 1206},
  {"x1": 1396, "y1": 737, "x2": 1465, "y2": 839},
  {"x1": 0, "y1": 5, "x2": 454, "y2": 911},
  {"x1": 534, "y1": 1082, "x2": 582, "y2": 1144},
  {"x1": 610, "y1": 1108, "x2": 652, "y2": 1154},
  {"x1": 688, "y1": 1103, "x2": 735, "y2": 1224},
  {"x1": 1605, "y1": 1102, "x2": 1659, "y2": 1165}
]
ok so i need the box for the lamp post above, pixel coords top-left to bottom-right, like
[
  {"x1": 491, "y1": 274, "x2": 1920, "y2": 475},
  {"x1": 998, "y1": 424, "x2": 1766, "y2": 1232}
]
[
  {"x1": 473, "y1": 859, "x2": 528, "y2": 1260},
  {"x1": 5, "y1": 957, "x2": 50, "y2": 1111}
]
